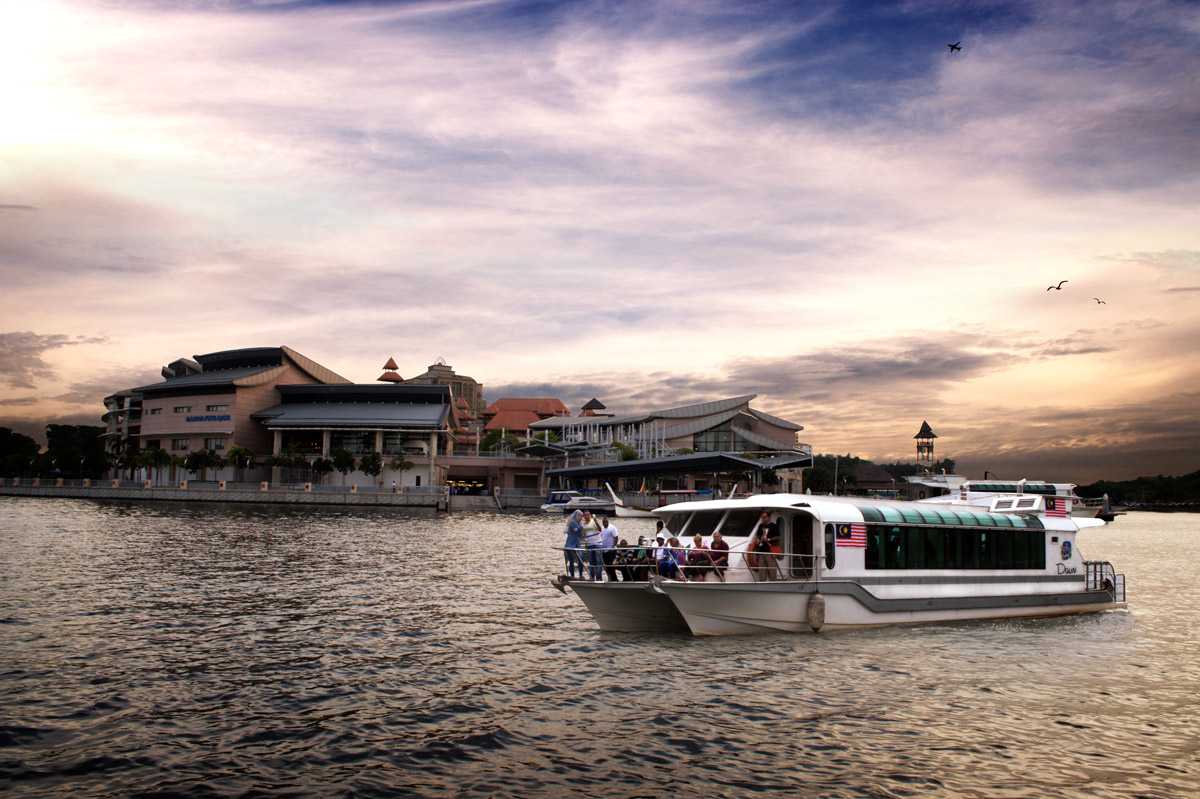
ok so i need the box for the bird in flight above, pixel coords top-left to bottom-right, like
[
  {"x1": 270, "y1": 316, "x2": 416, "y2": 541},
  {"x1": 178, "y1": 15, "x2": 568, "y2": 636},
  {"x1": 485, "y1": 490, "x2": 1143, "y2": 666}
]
[
  {"x1": 1091, "y1": 297, "x2": 1106, "y2": 304},
  {"x1": 1046, "y1": 280, "x2": 1069, "y2": 291},
  {"x1": 948, "y1": 42, "x2": 962, "y2": 53}
]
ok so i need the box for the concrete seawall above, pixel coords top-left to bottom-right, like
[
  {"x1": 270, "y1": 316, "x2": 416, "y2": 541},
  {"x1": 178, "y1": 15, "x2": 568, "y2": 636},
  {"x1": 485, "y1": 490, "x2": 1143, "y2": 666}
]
[{"x1": 0, "y1": 484, "x2": 445, "y2": 511}]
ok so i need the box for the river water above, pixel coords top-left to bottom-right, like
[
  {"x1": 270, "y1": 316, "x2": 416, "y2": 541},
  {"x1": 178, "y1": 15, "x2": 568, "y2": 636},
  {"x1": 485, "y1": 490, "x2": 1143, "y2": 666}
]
[{"x1": 1, "y1": 499, "x2": 1197, "y2": 797}]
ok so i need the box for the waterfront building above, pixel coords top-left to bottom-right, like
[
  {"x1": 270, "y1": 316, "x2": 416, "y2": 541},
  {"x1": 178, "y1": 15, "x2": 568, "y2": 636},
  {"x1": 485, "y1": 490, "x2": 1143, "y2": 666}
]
[
  {"x1": 253, "y1": 383, "x2": 456, "y2": 487},
  {"x1": 403, "y1": 359, "x2": 484, "y2": 450},
  {"x1": 101, "y1": 388, "x2": 144, "y2": 461},
  {"x1": 529, "y1": 395, "x2": 811, "y2": 492},
  {"x1": 134, "y1": 347, "x2": 349, "y2": 459},
  {"x1": 483, "y1": 398, "x2": 570, "y2": 433}
]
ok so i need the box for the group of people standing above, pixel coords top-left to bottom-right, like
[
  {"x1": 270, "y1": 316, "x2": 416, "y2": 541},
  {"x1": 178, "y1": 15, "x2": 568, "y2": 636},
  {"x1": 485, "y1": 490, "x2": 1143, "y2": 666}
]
[{"x1": 562, "y1": 513, "x2": 731, "y2": 583}]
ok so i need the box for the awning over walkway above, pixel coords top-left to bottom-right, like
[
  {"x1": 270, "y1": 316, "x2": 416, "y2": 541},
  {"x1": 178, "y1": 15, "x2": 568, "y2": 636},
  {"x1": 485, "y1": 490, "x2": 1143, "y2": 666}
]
[{"x1": 546, "y1": 451, "x2": 811, "y2": 479}]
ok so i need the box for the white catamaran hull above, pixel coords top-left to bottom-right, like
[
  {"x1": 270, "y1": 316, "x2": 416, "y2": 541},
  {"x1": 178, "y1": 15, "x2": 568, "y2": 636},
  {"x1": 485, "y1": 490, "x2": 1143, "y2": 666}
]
[
  {"x1": 567, "y1": 581, "x2": 690, "y2": 633},
  {"x1": 658, "y1": 580, "x2": 1124, "y2": 636}
]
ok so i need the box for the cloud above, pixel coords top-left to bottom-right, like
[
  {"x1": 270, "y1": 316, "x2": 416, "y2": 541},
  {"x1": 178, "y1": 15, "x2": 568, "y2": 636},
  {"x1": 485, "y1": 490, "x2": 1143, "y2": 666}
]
[
  {"x1": 50, "y1": 367, "x2": 164, "y2": 406},
  {"x1": 0, "y1": 204, "x2": 37, "y2": 211},
  {"x1": 0, "y1": 332, "x2": 108, "y2": 390},
  {"x1": 1165, "y1": 286, "x2": 1200, "y2": 293}
]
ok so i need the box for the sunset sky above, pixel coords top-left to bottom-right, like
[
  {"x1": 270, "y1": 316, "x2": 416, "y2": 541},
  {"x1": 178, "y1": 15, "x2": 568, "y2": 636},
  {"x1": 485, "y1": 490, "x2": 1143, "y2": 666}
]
[{"x1": 1, "y1": 0, "x2": 1197, "y2": 481}]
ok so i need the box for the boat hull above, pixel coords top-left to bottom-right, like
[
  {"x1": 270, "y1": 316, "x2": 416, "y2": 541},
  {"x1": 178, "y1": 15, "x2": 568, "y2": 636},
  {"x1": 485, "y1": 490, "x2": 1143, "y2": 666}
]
[
  {"x1": 567, "y1": 580, "x2": 690, "y2": 633},
  {"x1": 658, "y1": 580, "x2": 1124, "y2": 636}
]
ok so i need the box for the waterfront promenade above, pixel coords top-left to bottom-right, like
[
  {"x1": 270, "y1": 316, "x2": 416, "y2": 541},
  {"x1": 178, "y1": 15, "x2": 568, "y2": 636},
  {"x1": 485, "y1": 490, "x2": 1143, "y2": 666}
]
[{"x1": 0, "y1": 478, "x2": 554, "y2": 512}]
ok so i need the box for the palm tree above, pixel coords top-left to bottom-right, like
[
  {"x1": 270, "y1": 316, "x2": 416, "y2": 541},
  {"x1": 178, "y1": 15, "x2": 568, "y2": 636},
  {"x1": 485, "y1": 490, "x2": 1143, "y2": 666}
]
[
  {"x1": 226, "y1": 446, "x2": 256, "y2": 483},
  {"x1": 388, "y1": 455, "x2": 414, "y2": 488}
]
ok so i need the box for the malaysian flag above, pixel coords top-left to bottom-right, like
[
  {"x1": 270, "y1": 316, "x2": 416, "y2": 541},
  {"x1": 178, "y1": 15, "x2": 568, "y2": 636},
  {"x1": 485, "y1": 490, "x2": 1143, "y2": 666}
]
[
  {"x1": 837, "y1": 522, "x2": 867, "y2": 548},
  {"x1": 1045, "y1": 496, "x2": 1070, "y2": 518}
]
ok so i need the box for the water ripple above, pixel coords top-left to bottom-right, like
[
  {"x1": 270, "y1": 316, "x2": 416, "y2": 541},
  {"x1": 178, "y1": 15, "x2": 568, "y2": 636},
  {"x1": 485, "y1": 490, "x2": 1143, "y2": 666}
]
[{"x1": 1, "y1": 499, "x2": 1198, "y2": 797}]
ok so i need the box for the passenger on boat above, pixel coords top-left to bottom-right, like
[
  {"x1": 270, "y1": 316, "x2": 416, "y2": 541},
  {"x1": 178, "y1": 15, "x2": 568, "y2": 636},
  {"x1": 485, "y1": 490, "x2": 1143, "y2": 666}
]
[
  {"x1": 656, "y1": 537, "x2": 680, "y2": 579},
  {"x1": 563, "y1": 510, "x2": 586, "y2": 579},
  {"x1": 600, "y1": 517, "x2": 620, "y2": 582},
  {"x1": 684, "y1": 533, "x2": 712, "y2": 581},
  {"x1": 583, "y1": 512, "x2": 605, "y2": 581},
  {"x1": 709, "y1": 530, "x2": 730, "y2": 580},
  {"x1": 633, "y1": 537, "x2": 653, "y2": 580}
]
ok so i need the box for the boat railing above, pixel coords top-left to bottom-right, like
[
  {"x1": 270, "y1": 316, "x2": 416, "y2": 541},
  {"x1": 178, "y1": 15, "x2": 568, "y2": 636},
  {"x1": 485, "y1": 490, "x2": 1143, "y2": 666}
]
[
  {"x1": 1083, "y1": 560, "x2": 1126, "y2": 603},
  {"x1": 556, "y1": 546, "x2": 819, "y2": 584}
]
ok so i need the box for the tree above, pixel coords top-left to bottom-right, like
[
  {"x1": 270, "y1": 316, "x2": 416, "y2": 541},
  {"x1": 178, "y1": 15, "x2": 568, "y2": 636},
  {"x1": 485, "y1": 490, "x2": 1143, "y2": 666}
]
[
  {"x1": 481, "y1": 429, "x2": 522, "y2": 453},
  {"x1": 331, "y1": 448, "x2": 355, "y2": 485},
  {"x1": 184, "y1": 449, "x2": 220, "y2": 481},
  {"x1": 388, "y1": 455, "x2": 414, "y2": 487},
  {"x1": 311, "y1": 457, "x2": 334, "y2": 484},
  {"x1": 142, "y1": 447, "x2": 171, "y2": 485},
  {"x1": 359, "y1": 452, "x2": 383, "y2": 484},
  {"x1": 612, "y1": 442, "x2": 639, "y2": 461},
  {"x1": 45, "y1": 424, "x2": 107, "y2": 478},
  {"x1": 226, "y1": 446, "x2": 256, "y2": 482},
  {"x1": 0, "y1": 427, "x2": 40, "y2": 476}
]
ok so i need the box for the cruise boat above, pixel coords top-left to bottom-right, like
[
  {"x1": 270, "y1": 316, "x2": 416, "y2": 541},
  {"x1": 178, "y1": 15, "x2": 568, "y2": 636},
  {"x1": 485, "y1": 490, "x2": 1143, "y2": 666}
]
[
  {"x1": 604, "y1": 483, "x2": 704, "y2": 518},
  {"x1": 552, "y1": 493, "x2": 1125, "y2": 636},
  {"x1": 907, "y1": 475, "x2": 1106, "y2": 518}
]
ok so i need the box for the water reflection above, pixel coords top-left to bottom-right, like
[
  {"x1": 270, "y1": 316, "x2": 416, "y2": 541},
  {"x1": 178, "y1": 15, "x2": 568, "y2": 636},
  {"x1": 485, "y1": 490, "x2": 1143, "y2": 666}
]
[{"x1": 1, "y1": 499, "x2": 1197, "y2": 797}]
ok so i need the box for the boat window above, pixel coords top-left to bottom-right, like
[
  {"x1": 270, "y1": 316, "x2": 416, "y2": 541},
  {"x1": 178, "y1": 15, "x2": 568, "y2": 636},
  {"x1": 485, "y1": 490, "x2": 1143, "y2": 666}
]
[
  {"x1": 935, "y1": 509, "x2": 963, "y2": 525},
  {"x1": 879, "y1": 506, "x2": 904, "y2": 523},
  {"x1": 975, "y1": 513, "x2": 997, "y2": 527},
  {"x1": 689, "y1": 510, "x2": 726, "y2": 536},
  {"x1": 824, "y1": 523, "x2": 836, "y2": 570},
  {"x1": 865, "y1": 525, "x2": 1046, "y2": 570},
  {"x1": 665, "y1": 513, "x2": 690, "y2": 535},
  {"x1": 720, "y1": 510, "x2": 762, "y2": 537},
  {"x1": 859, "y1": 507, "x2": 884, "y2": 523},
  {"x1": 916, "y1": 508, "x2": 943, "y2": 524},
  {"x1": 1009, "y1": 515, "x2": 1028, "y2": 528}
]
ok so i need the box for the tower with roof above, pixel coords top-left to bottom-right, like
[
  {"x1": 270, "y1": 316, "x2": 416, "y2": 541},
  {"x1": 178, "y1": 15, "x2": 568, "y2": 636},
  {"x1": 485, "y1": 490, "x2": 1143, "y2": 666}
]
[
  {"x1": 377, "y1": 357, "x2": 402, "y2": 384},
  {"x1": 914, "y1": 420, "x2": 937, "y2": 465}
]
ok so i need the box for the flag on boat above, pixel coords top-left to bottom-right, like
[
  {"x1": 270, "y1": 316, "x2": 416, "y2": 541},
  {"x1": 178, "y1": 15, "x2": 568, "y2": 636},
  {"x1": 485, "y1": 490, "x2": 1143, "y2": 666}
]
[
  {"x1": 837, "y1": 522, "x2": 867, "y2": 547},
  {"x1": 1045, "y1": 496, "x2": 1070, "y2": 518}
]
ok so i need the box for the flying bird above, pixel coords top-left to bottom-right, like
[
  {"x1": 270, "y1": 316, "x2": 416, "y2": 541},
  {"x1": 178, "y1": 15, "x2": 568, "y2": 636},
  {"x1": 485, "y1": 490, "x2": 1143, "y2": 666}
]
[
  {"x1": 1046, "y1": 280, "x2": 1069, "y2": 291},
  {"x1": 948, "y1": 42, "x2": 962, "y2": 53},
  {"x1": 1091, "y1": 297, "x2": 1106, "y2": 304}
]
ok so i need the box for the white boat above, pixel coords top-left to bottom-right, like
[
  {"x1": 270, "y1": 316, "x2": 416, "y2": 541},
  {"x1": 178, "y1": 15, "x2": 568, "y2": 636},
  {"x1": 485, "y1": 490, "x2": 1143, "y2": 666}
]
[
  {"x1": 539, "y1": 490, "x2": 614, "y2": 514},
  {"x1": 909, "y1": 476, "x2": 1102, "y2": 518},
  {"x1": 604, "y1": 483, "x2": 704, "y2": 518},
  {"x1": 553, "y1": 493, "x2": 1126, "y2": 636}
]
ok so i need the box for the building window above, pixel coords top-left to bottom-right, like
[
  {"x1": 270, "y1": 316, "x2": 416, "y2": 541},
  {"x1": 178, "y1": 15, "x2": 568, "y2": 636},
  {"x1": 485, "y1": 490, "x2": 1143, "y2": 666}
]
[
  {"x1": 171, "y1": 438, "x2": 190, "y2": 451},
  {"x1": 146, "y1": 440, "x2": 161, "y2": 450},
  {"x1": 206, "y1": 404, "x2": 229, "y2": 412},
  {"x1": 174, "y1": 406, "x2": 191, "y2": 414},
  {"x1": 148, "y1": 408, "x2": 162, "y2": 416},
  {"x1": 204, "y1": 438, "x2": 226, "y2": 450},
  {"x1": 330, "y1": 431, "x2": 374, "y2": 455},
  {"x1": 415, "y1": 475, "x2": 421, "y2": 487}
]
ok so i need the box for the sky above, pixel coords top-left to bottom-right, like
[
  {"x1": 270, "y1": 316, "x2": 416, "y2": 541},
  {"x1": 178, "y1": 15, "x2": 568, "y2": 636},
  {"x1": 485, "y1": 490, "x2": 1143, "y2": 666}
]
[{"x1": 1, "y1": 0, "x2": 1198, "y2": 482}]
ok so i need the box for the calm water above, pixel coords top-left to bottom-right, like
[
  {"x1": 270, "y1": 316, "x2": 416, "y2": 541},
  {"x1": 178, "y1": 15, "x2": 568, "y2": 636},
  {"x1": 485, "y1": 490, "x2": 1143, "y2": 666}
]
[{"x1": 1, "y1": 499, "x2": 1197, "y2": 798}]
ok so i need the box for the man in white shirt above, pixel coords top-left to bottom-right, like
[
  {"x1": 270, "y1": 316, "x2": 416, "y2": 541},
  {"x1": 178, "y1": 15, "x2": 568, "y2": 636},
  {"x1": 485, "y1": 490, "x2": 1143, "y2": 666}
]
[{"x1": 599, "y1": 517, "x2": 619, "y2": 581}]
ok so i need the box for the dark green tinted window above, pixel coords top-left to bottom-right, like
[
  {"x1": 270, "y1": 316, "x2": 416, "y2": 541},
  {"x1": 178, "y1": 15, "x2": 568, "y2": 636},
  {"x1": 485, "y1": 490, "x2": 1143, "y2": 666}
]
[
  {"x1": 860, "y1": 507, "x2": 884, "y2": 523},
  {"x1": 862, "y1": 524, "x2": 1046, "y2": 570}
]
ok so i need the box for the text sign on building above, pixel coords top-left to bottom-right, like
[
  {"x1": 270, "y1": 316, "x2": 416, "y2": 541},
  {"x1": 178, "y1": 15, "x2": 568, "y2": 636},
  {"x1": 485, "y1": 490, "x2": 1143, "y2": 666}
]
[{"x1": 185, "y1": 414, "x2": 232, "y2": 422}]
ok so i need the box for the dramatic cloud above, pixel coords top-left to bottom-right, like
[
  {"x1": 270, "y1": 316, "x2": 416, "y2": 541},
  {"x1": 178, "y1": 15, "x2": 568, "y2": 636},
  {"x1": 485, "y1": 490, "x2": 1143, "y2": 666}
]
[
  {"x1": 1, "y1": 0, "x2": 1197, "y2": 480},
  {"x1": 0, "y1": 332, "x2": 107, "y2": 389}
]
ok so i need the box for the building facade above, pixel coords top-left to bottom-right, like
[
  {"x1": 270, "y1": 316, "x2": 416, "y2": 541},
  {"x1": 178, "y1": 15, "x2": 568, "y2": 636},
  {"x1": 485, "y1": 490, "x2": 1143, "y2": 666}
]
[{"x1": 134, "y1": 347, "x2": 349, "y2": 457}]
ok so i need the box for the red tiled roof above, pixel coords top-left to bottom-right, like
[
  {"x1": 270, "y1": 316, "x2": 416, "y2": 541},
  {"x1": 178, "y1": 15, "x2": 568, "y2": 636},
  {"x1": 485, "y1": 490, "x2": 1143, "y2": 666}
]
[
  {"x1": 484, "y1": 409, "x2": 542, "y2": 431},
  {"x1": 383, "y1": 356, "x2": 399, "y2": 370},
  {"x1": 485, "y1": 397, "x2": 569, "y2": 417},
  {"x1": 377, "y1": 371, "x2": 403, "y2": 383}
]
